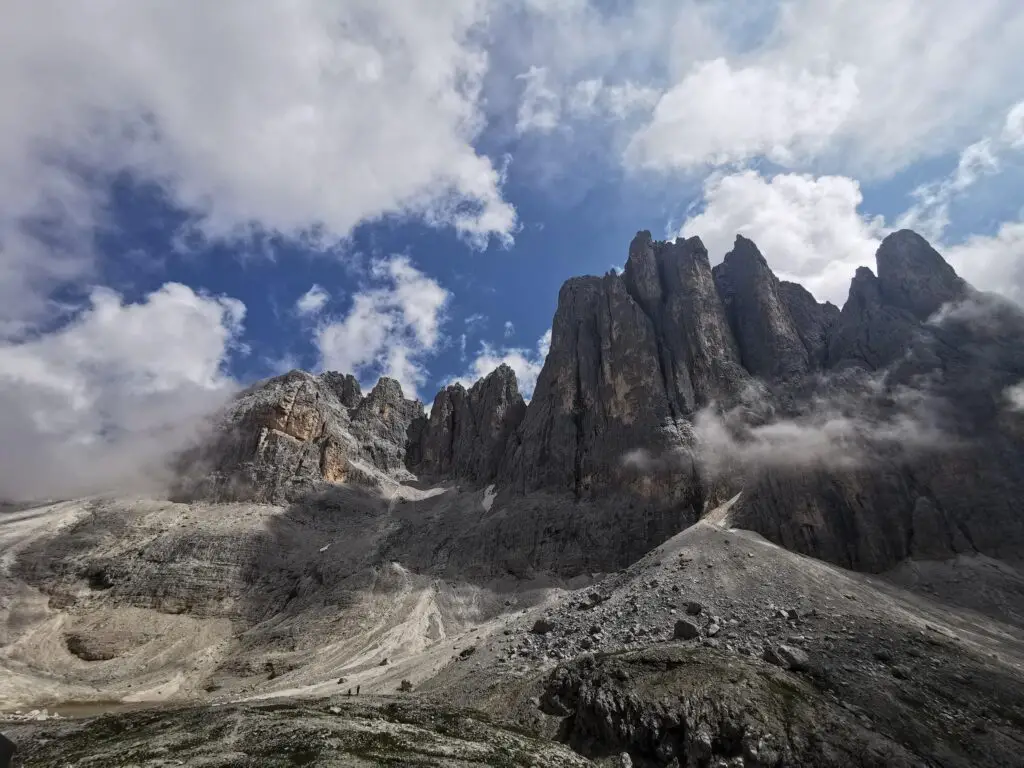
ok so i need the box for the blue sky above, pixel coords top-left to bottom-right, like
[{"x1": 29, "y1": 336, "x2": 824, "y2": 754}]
[{"x1": 1, "y1": 0, "x2": 1022, "y2": 499}]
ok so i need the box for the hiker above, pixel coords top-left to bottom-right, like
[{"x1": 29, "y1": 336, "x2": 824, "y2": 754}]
[{"x1": 356, "y1": 685, "x2": 360, "y2": 695}]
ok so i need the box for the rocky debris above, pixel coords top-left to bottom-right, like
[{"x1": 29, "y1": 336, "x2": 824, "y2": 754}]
[
  {"x1": 541, "y1": 647, "x2": 923, "y2": 767},
  {"x1": 64, "y1": 632, "x2": 118, "y2": 662},
  {"x1": 5, "y1": 699, "x2": 592, "y2": 767},
  {"x1": 673, "y1": 619, "x2": 700, "y2": 640},
  {"x1": 531, "y1": 618, "x2": 555, "y2": 635},
  {"x1": 763, "y1": 643, "x2": 810, "y2": 672},
  {"x1": 411, "y1": 364, "x2": 526, "y2": 484}
]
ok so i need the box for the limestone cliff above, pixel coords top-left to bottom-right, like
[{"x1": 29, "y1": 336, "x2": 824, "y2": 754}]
[
  {"x1": 410, "y1": 364, "x2": 526, "y2": 483},
  {"x1": 173, "y1": 228, "x2": 1024, "y2": 578},
  {"x1": 172, "y1": 371, "x2": 424, "y2": 503}
]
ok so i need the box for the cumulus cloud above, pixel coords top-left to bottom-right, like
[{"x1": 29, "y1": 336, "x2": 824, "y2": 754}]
[
  {"x1": 620, "y1": 0, "x2": 1024, "y2": 178},
  {"x1": 681, "y1": 95, "x2": 1024, "y2": 307},
  {"x1": 944, "y1": 223, "x2": 1024, "y2": 306},
  {"x1": 316, "y1": 256, "x2": 449, "y2": 399},
  {"x1": 626, "y1": 60, "x2": 860, "y2": 171},
  {"x1": 0, "y1": 0, "x2": 515, "y2": 335},
  {"x1": 456, "y1": 329, "x2": 551, "y2": 400},
  {"x1": 680, "y1": 171, "x2": 885, "y2": 304},
  {"x1": 0, "y1": 284, "x2": 244, "y2": 501},
  {"x1": 295, "y1": 284, "x2": 330, "y2": 317}
]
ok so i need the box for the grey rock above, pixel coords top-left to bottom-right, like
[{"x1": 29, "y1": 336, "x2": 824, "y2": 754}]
[
  {"x1": 172, "y1": 370, "x2": 423, "y2": 503},
  {"x1": 673, "y1": 619, "x2": 700, "y2": 640},
  {"x1": 531, "y1": 618, "x2": 555, "y2": 635},
  {"x1": 713, "y1": 235, "x2": 811, "y2": 380},
  {"x1": 412, "y1": 364, "x2": 526, "y2": 484},
  {"x1": 778, "y1": 281, "x2": 840, "y2": 369},
  {"x1": 764, "y1": 643, "x2": 810, "y2": 672},
  {"x1": 875, "y1": 229, "x2": 968, "y2": 321}
]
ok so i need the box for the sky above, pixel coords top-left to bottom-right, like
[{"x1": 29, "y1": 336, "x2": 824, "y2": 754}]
[{"x1": 1, "y1": 0, "x2": 1023, "y2": 499}]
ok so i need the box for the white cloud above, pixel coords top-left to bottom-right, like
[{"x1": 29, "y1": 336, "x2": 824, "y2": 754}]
[
  {"x1": 681, "y1": 170, "x2": 885, "y2": 304},
  {"x1": 516, "y1": 66, "x2": 561, "y2": 135},
  {"x1": 0, "y1": 283, "x2": 244, "y2": 500},
  {"x1": 456, "y1": 329, "x2": 551, "y2": 400},
  {"x1": 464, "y1": 313, "x2": 487, "y2": 331},
  {"x1": 503, "y1": 320, "x2": 515, "y2": 337},
  {"x1": 944, "y1": 222, "x2": 1024, "y2": 306},
  {"x1": 682, "y1": 96, "x2": 1024, "y2": 307},
  {"x1": 1003, "y1": 100, "x2": 1024, "y2": 147},
  {"x1": 898, "y1": 117, "x2": 1018, "y2": 240},
  {"x1": 1006, "y1": 382, "x2": 1024, "y2": 411},
  {"x1": 0, "y1": 0, "x2": 515, "y2": 334},
  {"x1": 525, "y1": 0, "x2": 1023, "y2": 179},
  {"x1": 566, "y1": 79, "x2": 660, "y2": 120},
  {"x1": 626, "y1": 59, "x2": 860, "y2": 171},
  {"x1": 316, "y1": 256, "x2": 449, "y2": 399},
  {"x1": 691, "y1": 385, "x2": 946, "y2": 477},
  {"x1": 295, "y1": 284, "x2": 330, "y2": 317}
]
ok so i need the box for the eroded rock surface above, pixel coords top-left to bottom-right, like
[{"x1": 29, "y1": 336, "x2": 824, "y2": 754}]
[{"x1": 173, "y1": 371, "x2": 424, "y2": 503}]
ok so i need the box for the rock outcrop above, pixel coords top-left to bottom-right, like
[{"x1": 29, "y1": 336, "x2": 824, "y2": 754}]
[
  {"x1": 499, "y1": 271, "x2": 698, "y2": 502},
  {"x1": 173, "y1": 371, "x2": 423, "y2": 503},
  {"x1": 875, "y1": 229, "x2": 968, "y2": 320},
  {"x1": 713, "y1": 234, "x2": 812, "y2": 380},
  {"x1": 411, "y1": 364, "x2": 526, "y2": 483}
]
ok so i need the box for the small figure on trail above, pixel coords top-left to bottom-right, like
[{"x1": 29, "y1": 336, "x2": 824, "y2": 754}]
[
  {"x1": 356, "y1": 685, "x2": 361, "y2": 695},
  {"x1": 346, "y1": 688, "x2": 351, "y2": 696}
]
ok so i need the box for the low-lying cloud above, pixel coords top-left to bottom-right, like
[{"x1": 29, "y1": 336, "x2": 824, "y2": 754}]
[
  {"x1": 0, "y1": 284, "x2": 243, "y2": 502},
  {"x1": 622, "y1": 374, "x2": 950, "y2": 480}
]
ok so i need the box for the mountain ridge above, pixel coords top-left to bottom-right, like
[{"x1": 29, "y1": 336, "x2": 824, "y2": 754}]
[{"x1": 173, "y1": 228, "x2": 1024, "y2": 578}]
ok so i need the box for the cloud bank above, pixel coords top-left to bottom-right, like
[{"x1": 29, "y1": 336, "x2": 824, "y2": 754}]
[{"x1": 0, "y1": 285, "x2": 244, "y2": 501}]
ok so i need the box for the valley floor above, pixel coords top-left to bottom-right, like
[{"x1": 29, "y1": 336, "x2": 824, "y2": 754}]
[{"x1": 3, "y1": 490, "x2": 1024, "y2": 766}]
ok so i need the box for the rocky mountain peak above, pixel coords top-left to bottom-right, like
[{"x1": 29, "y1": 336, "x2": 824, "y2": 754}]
[
  {"x1": 320, "y1": 370, "x2": 362, "y2": 408},
  {"x1": 875, "y1": 229, "x2": 968, "y2": 320},
  {"x1": 411, "y1": 363, "x2": 525, "y2": 482},
  {"x1": 172, "y1": 369, "x2": 423, "y2": 503},
  {"x1": 713, "y1": 235, "x2": 811, "y2": 380}
]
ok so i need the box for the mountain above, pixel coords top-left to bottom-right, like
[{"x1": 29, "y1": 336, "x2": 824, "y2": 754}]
[
  {"x1": 175, "y1": 228, "x2": 1024, "y2": 577},
  {"x1": 6, "y1": 228, "x2": 1024, "y2": 767}
]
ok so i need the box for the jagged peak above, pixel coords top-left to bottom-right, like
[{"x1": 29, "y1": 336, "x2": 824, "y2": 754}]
[
  {"x1": 477, "y1": 362, "x2": 520, "y2": 390},
  {"x1": 874, "y1": 229, "x2": 967, "y2": 320},
  {"x1": 721, "y1": 234, "x2": 772, "y2": 273},
  {"x1": 365, "y1": 376, "x2": 407, "y2": 401}
]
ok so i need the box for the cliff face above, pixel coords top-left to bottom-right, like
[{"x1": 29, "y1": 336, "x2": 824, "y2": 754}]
[
  {"x1": 172, "y1": 371, "x2": 424, "y2": 503},
  {"x1": 410, "y1": 363, "x2": 526, "y2": 484},
  {"x1": 176, "y1": 228, "x2": 1024, "y2": 576}
]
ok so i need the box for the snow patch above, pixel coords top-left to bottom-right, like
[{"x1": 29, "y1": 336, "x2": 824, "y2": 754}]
[{"x1": 482, "y1": 484, "x2": 497, "y2": 512}]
